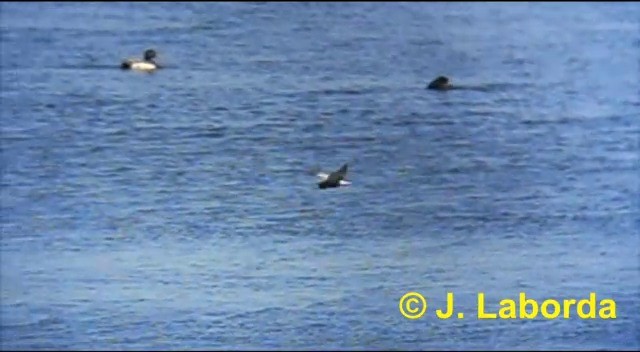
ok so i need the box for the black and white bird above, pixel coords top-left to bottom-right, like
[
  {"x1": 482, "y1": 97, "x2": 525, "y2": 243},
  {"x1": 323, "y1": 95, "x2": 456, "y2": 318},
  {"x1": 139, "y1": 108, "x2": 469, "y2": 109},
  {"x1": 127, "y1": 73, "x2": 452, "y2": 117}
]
[
  {"x1": 121, "y1": 49, "x2": 160, "y2": 71},
  {"x1": 316, "y1": 163, "x2": 351, "y2": 189}
]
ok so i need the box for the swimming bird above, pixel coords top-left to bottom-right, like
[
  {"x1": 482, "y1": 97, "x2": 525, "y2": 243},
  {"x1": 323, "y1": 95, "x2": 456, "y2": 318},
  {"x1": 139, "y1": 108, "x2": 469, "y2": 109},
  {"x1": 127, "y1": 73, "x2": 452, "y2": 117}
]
[
  {"x1": 316, "y1": 163, "x2": 351, "y2": 189},
  {"x1": 427, "y1": 75, "x2": 453, "y2": 90},
  {"x1": 120, "y1": 49, "x2": 159, "y2": 71}
]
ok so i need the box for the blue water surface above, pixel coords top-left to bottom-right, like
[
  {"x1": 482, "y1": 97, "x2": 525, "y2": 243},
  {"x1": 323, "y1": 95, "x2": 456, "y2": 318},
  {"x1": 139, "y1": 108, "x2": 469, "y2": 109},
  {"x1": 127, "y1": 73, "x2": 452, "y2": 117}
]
[{"x1": 1, "y1": 2, "x2": 639, "y2": 351}]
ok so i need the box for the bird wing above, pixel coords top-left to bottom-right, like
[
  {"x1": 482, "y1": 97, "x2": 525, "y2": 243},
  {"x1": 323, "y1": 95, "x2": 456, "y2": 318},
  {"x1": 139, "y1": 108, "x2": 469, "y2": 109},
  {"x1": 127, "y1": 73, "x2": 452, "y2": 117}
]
[{"x1": 326, "y1": 163, "x2": 348, "y2": 183}]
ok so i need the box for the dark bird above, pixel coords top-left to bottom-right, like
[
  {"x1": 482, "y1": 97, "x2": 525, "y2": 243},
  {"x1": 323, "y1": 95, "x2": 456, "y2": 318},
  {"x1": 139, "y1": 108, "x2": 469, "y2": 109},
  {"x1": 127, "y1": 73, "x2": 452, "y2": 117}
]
[
  {"x1": 427, "y1": 75, "x2": 453, "y2": 90},
  {"x1": 316, "y1": 163, "x2": 351, "y2": 189}
]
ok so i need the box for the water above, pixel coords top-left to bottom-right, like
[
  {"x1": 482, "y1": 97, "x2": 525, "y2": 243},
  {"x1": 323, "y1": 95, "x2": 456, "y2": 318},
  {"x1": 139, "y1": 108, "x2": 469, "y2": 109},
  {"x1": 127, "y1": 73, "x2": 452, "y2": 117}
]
[{"x1": 1, "y1": 2, "x2": 639, "y2": 350}]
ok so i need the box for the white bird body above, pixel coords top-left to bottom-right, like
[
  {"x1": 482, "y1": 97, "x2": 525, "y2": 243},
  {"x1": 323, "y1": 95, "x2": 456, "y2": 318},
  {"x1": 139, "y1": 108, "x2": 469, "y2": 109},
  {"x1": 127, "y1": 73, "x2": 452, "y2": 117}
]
[{"x1": 129, "y1": 61, "x2": 157, "y2": 71}]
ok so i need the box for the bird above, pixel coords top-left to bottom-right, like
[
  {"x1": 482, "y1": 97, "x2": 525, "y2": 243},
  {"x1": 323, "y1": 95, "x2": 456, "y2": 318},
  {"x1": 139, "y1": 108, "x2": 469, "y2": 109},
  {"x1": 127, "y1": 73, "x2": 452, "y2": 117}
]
[
  {"x1": 120, "y1": 49, "x2": 160, "y2": 71},
  {"x1": 316, "y1": 163, "x2": 351, "y2": 189},
  {"x1": 426, "y1": 75, "x2": 453, "y2": 90}
]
